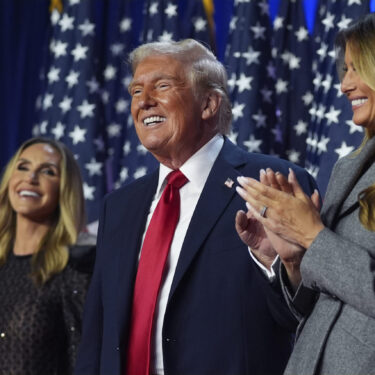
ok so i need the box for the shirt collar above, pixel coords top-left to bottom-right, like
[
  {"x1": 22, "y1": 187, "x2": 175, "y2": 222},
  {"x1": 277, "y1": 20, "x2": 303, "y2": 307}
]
[{"x1": 157, "y1": 134, "x2": 224, "y2": 196}]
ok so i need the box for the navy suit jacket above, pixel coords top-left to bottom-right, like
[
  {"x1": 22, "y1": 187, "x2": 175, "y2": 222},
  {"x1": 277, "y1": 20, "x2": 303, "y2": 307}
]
[{"x1": 75, "y1": 138, "x2": 317, "y2": 375}]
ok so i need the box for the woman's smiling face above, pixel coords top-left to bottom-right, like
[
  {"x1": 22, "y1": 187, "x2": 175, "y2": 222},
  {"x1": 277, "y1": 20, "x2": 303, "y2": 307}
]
[
  {"x1": 8, "y1": 143, "x2": 61, "y2": 223},
  {"x1": 341, "y1": 46, "x2": 375, "y2": 130}
]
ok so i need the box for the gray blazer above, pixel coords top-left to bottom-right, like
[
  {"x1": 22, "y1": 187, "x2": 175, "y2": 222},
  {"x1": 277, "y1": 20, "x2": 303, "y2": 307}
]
[{"x1": 282, "y1": 136, "x2": 375, "y2": 375}]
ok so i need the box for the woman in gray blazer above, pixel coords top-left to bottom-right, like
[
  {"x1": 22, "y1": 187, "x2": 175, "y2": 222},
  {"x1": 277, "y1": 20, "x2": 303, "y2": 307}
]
[{"x1": 236, "y1": 13, "x2": 375, "y2": 375}]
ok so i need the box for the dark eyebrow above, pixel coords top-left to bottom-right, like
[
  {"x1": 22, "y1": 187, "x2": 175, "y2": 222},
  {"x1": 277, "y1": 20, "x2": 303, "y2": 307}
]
[
  {"x1": 17, "y1": 158, "x2": 60, "y2": 170},
  {"x1": 40, "y1": 162, "x2": 60, "y2": 170}
]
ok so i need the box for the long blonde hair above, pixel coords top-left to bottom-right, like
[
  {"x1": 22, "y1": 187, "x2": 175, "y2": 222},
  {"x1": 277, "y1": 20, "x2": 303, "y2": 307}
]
[
  {"x1": 335, "y1": 14, "x2": 375, "y2": 231},
  {"x1": 0, "y1": 137, "x2": 86, "y2": 284}
]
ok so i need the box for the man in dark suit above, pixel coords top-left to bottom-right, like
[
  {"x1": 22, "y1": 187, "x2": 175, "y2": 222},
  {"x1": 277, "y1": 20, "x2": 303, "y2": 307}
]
[{"x1": 74, "y1": 39, "x2": 317, "y2": 375}]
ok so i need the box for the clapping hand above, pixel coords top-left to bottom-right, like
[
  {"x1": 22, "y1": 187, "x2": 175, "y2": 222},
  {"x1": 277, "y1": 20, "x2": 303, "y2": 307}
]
[{"x1": 235, "y1": 168, "x2": 323, "y2": 289}]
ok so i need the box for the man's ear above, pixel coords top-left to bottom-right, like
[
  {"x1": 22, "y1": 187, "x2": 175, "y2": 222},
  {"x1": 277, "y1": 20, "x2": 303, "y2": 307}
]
[{"x1": 201, "y1": 91, "x2": 222, "y2": 120}]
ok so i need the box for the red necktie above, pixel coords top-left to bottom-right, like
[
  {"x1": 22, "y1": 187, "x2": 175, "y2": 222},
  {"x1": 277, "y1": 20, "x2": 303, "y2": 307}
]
[{"x1": 125, "y1": 170, "x2": 188, "y2": 375}]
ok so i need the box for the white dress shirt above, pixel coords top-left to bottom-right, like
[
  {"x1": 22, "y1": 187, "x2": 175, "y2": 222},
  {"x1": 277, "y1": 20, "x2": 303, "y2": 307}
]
[
  {"x1": 249, "y1": 251, "x2": 278, "y2": 280},
  {"x1": 142, "y1": 135, "x2": 224, "y2": 374}
]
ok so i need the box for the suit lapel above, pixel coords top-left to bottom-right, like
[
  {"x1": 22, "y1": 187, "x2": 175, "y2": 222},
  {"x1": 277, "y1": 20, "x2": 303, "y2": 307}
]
[
  {"x1": 116, "y1": 171, "x2": 159, "y2": 333},
  {"x1": 169, "y1": 140, "x2": 246, "y2": 299},
  {"x1": 322, "y1": 136, "x2": 375, "y2": 228}
]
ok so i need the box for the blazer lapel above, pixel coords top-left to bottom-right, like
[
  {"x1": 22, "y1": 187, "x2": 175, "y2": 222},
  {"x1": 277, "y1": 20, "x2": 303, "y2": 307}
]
[
  {"x1": 322, "y1": 136, "x2": 375, "y2": 228},
  {"x1": 169, "y1": 140, "x2": 246, "y2": 299}
]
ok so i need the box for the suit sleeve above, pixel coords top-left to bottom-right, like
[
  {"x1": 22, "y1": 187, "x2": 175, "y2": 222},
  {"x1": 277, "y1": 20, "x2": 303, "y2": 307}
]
[
  {"x1": 74, "y1": 202, "x2": 107, "y2": 375},
  {"x1": 251, "y1": 257, "x2": 299, "y2": 331},
  {"x1": 279, "y1": 262, "x2": 318, "y2": 321}
]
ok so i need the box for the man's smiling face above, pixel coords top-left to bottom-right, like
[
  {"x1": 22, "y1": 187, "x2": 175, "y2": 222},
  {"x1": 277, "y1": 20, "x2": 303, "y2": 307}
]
[{"x1": 129, "y1": 54, "x2": 210, "y2": 168}]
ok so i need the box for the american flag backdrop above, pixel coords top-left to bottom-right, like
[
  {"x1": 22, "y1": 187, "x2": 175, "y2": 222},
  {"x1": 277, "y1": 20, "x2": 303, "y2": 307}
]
[
  {"x1": 32, "y1": 0, "x2": 373, "y2": 230},
  {"x1": 224, "y1": 0, "x2": 314, "y2": 168},
  {"x1": 271, "y1": 0, "x2": 313, "y2": 167},
  {"x1": 33, "y1": 0, "x2": 212, "y2": 230},
  {"x1": 225, "y1": 0, "x2": 276, "y2": 155}
]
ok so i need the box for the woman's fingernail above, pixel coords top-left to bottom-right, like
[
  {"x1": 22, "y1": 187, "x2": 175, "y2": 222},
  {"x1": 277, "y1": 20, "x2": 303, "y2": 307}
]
[
  {"x1": 237, "y1": 176, "x2": 246, "y2": 184},
  {"x1": 236, "y1": 186, "x2": 244, "y2": 195}
]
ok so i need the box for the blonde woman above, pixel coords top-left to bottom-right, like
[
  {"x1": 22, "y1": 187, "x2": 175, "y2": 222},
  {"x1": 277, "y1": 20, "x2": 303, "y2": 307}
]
[
  {"x1": 236, "y1": 13, "x2": 375, "y2": 375},
  {"x1": 0, "y1": 137, "x2": 95, "y2": 375}
]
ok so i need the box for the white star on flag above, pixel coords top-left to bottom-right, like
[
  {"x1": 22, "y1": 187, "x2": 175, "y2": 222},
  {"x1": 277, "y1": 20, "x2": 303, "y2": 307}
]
[
  {"x1": 69, "y1": 125, "x2": 87, "y2": 145},
  {"x1": 43, "y1": 94, "x2": 54, "y2": 110},
  {"x1": 65, "y1": 70, "x2": 80, "y2": 88},
  {"x1": 104, "y1": 65, "x2": 117, "y2": 80},
  {"x1": 83, "y1": 182, "x2": 95, "y2": 200},
  {"x1": 77, "y1": 100, "x2": 95, "y2": 118},
  {"x1": 107, "y1": 123, "x2": 122, "y2": 137},
  {"x1": 324, "y1": 106, "x2": 341, "y2": 125},
  {"x1": 251, "y1": 22, "x2": 266, "y2": 39},
  {"x1": 79, "y1": 19, "x2": 95, "y2": 36},
  {"x1": 295, "y1": 27, "x2": 309, "y2": 42},
  {"x1": 294, "y1": 120, "x2": 308, "y2": 135},
  {"x1": 236, "y1": 74, "x2": 253, "y2": 92},
  {"x1": 47, "y1": 67, "x2": 60, "y2": 84},
  {"x1": 275, "y1": 78, "x2": 288, "y2": 94},
  {"x1": 52, "y1": 40, "x2": 68, "y2": 58},
  {"x1": 243, "y1": 47, "x2": 261, "y2": 65},
  {"x1": 165, "y1": 3, "x2": 178, "y2": 18},
  {"x1": 244, "y1": 135, "x2": 262, "y2": 152},
  {"x1": 85, "y1": 158, "x2": 103, "y2": 177},
  {"x1": 316, "y1": 135, "x2": 330, "y2": 154},
  {"x1": 120, "y1": 18, "x2": 132, "y2": 32},
  {"x1": 194, "y1": 18, "x2": 207, "y2": 32},
  {"x1": 232, "y1": 102, "x2": 245, "y2": 121},
  {"x1": 71, "y1": 43, "x2": 88, "y2": 62},
  {"x1": 335, "y1": 141, "x2": 355, "y2": 159},
  {"x1": 149, "y1": 2, "x2": 158, "y2": 15},
  {"x1": 59, "y1": 96, "x2": 73, "y2": 113},
  {"x1": 345, "y1": 120, "x2": 363, "y2": 134},
  {"x1": 51, "y1": 122, "x2": 65, "y2": 140},
  {"x1": 59, "y1": 14, "x2": 74, "y2": 32}
]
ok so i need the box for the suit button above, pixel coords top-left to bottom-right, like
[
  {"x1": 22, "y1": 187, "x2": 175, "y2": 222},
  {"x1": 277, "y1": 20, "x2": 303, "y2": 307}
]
[
  {"x1": 116, "y1": 346, "x2": 120, "y2": 351},
  {"x1": 165, "y1": 338, "x2": 176, "y2": 343}
]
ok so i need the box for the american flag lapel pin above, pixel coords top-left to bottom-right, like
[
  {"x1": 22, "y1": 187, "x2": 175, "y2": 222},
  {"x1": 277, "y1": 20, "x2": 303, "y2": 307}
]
[{"x1": 224, "y1": 178, "x2": 234, "y2": 188}]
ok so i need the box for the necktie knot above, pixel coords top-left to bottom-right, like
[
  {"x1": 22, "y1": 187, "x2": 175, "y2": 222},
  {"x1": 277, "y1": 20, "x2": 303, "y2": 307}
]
[{"x1": 167, "y1": 170, "x2": 188, "y2": 190}]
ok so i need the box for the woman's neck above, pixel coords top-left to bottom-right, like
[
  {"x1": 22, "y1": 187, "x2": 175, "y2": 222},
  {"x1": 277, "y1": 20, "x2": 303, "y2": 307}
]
[{"x1": 13, "y1": 216, "x2": 51, "y2": 255}]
